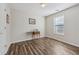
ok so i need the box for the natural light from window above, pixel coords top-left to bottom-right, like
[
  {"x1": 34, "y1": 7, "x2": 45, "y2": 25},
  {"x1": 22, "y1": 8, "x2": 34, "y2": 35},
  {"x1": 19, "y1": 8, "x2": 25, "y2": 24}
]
[{"x1": 54, "y1": 15, "x2": 64, "y2": 35}]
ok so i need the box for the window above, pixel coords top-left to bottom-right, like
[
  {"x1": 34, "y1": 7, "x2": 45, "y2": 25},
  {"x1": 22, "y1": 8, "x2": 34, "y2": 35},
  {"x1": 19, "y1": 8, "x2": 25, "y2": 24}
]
[{"x1": 54, "y1": 15, "x2": 64, "y2": 35}]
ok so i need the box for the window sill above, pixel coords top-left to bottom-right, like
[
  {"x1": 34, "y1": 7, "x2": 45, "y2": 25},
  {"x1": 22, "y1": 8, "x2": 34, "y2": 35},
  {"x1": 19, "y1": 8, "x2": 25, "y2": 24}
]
[{"x1": 54, "y1": 33, "x2": 64, "y2": 36}]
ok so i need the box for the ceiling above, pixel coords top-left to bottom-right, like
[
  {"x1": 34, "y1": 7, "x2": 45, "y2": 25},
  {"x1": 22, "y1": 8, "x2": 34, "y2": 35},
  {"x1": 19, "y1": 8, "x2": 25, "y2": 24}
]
[{"x1": 9, "y1": 3, "x2": 78, "y2": 16}]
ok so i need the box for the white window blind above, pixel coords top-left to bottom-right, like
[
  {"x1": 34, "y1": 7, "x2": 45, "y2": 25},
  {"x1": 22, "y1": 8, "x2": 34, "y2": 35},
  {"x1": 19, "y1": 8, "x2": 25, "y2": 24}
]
[{"x1": 54, "y1": 15, "x2": 64, "y2": 35}]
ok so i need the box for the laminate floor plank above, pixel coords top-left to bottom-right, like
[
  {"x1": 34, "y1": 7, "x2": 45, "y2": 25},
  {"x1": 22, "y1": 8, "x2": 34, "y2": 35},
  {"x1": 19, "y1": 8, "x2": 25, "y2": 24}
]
[{"x1": 6, "y1": 37, "x2": 79, "y2": 55}]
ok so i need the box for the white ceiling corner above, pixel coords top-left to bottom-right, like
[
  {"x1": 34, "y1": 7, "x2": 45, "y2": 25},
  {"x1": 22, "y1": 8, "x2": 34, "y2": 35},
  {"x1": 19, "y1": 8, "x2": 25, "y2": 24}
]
[{"x1": 9, "y1": 3, "x2": 78, "y2": 16}]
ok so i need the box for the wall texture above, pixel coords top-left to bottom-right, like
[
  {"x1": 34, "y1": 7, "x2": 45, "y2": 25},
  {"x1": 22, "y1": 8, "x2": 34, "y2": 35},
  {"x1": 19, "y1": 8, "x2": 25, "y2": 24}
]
[
  {"x1": 11, "y1": 9, "x2": 45, "y2": 43},
  {"x1": 45, "y1": 12, "x2": 64, "y2": 41},
  {"x1": 0, "y1": 4, "x2": 11, "y2": 54},
  {"x1": 0, "y1": 3, "x2": 6, "y2": 55},
  {"x1": 45, "y1": 5, "x2": 79, "y2": 47},
  {"x1": 5, "y1": 4, "x2": 11, "y2": 54},
  {"x1": 64, "y1": 5, "x2": 79, "y2": 47}
]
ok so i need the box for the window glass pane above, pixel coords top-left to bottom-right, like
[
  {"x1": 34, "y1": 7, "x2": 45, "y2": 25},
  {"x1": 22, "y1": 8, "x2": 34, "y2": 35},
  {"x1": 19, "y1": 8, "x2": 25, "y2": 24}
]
[
  {"x1": 55, "y1": 16, "x2": 64, "y2": 25},
  {"x1": 54, "y1": 15, "x2": 64, "y2": 35}
]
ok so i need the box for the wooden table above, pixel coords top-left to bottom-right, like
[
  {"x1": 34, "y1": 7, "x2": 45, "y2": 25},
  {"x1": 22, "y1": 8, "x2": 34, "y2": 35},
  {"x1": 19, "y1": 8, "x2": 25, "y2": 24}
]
[{"x1": 27, "y1": 31, "x2": 40, "y2": 39}]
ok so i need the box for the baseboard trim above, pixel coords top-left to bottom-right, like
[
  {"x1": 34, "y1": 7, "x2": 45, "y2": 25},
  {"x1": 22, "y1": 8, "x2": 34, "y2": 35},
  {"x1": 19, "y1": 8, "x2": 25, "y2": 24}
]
[
  {"x1": 46, "y1": 37, "x2": 79, "y2": 48},
  {"x1": 10, "y1": 36, "x2": 45, "y2": 44},
  {"x1": 9, "y1": 36, "x2": 79, "y2": 48}
]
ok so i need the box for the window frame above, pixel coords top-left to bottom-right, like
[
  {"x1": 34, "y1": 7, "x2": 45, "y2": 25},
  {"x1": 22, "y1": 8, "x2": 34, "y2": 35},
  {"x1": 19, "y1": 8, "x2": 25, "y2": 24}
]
[{"x1": 53, "y1": 15, "x2": 64, "y2": 35}]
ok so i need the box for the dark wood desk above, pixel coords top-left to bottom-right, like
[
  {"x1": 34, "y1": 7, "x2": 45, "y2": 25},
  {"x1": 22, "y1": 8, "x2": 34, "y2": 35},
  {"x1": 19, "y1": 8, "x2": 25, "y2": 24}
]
[{"x1": 27, "y1": 31, "x2": 40, "y2": 39}]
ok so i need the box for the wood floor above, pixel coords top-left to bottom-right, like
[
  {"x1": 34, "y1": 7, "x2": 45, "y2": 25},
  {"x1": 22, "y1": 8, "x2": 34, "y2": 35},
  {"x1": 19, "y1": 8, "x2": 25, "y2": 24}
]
[{"x1": 6, "y1": 37, "x2": 79, "y2": 55}]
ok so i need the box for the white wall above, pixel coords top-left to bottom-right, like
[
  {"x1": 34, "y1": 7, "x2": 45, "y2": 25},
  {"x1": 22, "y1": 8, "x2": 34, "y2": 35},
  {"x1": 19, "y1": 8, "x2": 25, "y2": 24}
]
[
  {"x1": 11, "y1": 9, "x2": 45, "y2": 43},
  {"x1": 45, "y1": 5, "x2": 79, "y2": 47},
  {"x1": 45, "y1": 12, "x2": 64, "y2": 41},
  {"x1": 0, "y1": 3, "x2": 11, "y2": 55},
  {"x1": 5, "y1": 4, "x2": 11, "y2": 54},
  {"x1": 64, "y1": 5, "x2": 79, "y2": 47},
  {"x1": 0, "y1": 3, "x2": 6, "y2": 55},
  {"x1": 0, "y1": 4, "x2": 11, "y2": 54}
]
